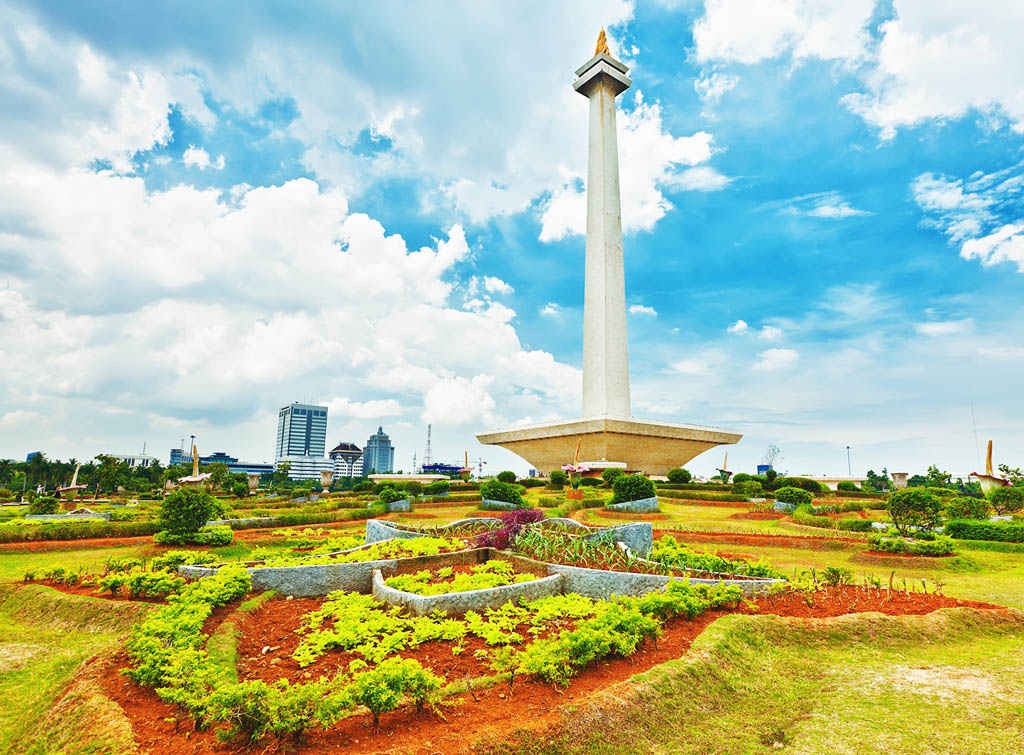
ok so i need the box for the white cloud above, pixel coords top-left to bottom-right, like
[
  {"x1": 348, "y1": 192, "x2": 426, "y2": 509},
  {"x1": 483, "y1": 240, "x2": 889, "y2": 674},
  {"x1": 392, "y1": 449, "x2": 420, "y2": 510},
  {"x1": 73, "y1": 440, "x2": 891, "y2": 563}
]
[
  {"x1": 758, "y1": 325, "x2": 783, "y2": 340},
  {"x1": 183, "y1": 145, "x2": 225, "y2": 170},
  {"x1": 844, "y1": 3, "x2": 1024, "y2": 137},
  {"x1": 695, "y1": 72, "x2": 739, "y2": 104},
  {"x1": 629, "y1": 304, "x2": 657, "y2": 316},
  {"x1": 540, "y1": 302, "x2": 563, "y2": 317},
  {"x1": 727, "y1": 319, "x2": 748, "y2": 333},
  {"x1": 693, "y1": 0, "x2": 875, "y2": 65},
  {"x1": 912, "y1": 167, "x2": 1024, "y2": 272},
  {"x1": 482, "y1": 276, "x2": 513, "y2": 295},
  {"x1": 753, "y1": 348, "x2": 799, "y2": 371},
  {"x1": 777, "y1": 191, "x2": 870, "y2": 219},
  {"x1": 539, "y1": 98, "x2": 724, "y2": 241},
  {"x1": 328, "y1": 398, "x2": 404, "y2": 419},
  {"x1": 671, "y1": 358, "x2": 711, "y2": 375},
  {"x1": 422, "y1": 375, "x2": 497, "y2": 426},
  {"x1": 915, "y1": 319, "x2": 973, "y2": 337}
]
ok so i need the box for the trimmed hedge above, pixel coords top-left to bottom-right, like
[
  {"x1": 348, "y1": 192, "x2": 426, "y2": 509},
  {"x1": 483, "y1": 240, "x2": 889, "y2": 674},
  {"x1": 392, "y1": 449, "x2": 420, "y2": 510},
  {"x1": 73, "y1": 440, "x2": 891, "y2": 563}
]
[
  {"x1": 945, "y1": 519, "x2": 1024, "y2": 543},
  {"x1": 0, "y1": 520, "x2": 161, "y2": 543},
  {"x1": 867, "y1": 533, "x2": 956, "y2": 556},
  {"x1": 775, "y1": 487, "x2": 813, "y2": 507},
  {"x1": 655, "y1": 483, "x2": 730, "y2": 491},
  {"x1": 791, "y1": 508, "x2": 874, "y2": 532},
  {"x1": 655, "y1": 489, "x2": 748, "y2": 503}
]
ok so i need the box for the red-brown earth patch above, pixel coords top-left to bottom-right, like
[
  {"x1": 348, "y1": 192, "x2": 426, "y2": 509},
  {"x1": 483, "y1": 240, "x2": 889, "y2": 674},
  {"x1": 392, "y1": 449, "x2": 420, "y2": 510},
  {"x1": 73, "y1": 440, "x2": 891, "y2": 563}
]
[
  {"x1": 101, "y1": 586, "x2": 1004, "y2": 754},
  {"x1": 729, "y1": 512, "x2": 787, "y2": 520},
  {"x1": 595, "y1": 510, "x2": 669, "y2": 521},
  {"x1": 654, "y1": 529, "x2": 863, "y2": 550}
]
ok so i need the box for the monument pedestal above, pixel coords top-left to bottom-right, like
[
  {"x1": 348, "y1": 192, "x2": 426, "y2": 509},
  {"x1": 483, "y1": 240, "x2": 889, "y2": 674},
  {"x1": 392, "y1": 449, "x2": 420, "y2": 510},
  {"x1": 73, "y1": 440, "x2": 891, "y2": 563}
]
[{"x1": 478, "y1": 416, "x2": 741, "y2": 477}]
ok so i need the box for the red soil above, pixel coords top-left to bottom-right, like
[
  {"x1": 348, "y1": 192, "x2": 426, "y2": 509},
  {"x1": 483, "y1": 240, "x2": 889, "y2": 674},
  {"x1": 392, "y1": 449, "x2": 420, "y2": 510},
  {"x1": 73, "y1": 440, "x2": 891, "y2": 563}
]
[
  {"x1": 660, "y1": 498, "x2": 747, "y2": 507},
  {"x1": 100, "y1": 586, "x2": 1003, "y2": 754},
  {"x1": 729, "y1": 512, "x2": 786, "y2": 520},
  {"x1": 31, "y1": 581, "x2": 167, "y2": 603},
  {"x1": 596, "y1": 510, "x2": 669, "y2": 521}
]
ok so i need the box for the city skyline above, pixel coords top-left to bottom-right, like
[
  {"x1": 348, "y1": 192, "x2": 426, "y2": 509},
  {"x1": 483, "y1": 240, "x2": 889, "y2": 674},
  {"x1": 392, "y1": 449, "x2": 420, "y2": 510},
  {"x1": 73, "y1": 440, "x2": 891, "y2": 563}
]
[{"x1": 1, "y1": 3, "x2": 1023, "y2": 478}]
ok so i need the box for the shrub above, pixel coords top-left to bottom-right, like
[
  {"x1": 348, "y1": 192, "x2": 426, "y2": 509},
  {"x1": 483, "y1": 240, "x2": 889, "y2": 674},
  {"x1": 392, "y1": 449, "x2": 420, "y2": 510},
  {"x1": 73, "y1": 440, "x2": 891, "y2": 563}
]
[
  {"x1": 496, "y1": 471, "x2": 517, "y2": 484},
  {"x1": 945, "y1": 520, "x2": 1024, "y2": 542},
  {"x1": 867, "y1": 533, "x2": 956, "y2": 556},
  {"x1": 601, "y1": 469, "x2": 624, "y2": 486},
  {"x1": 154, "y1": 524, "x2": 233, "y2": 546},
  {"x1": 158, "y1": 488, "x2": 223, "y2": 537},
  {"x1": 990, "y1": 486, "x2": 1024, "y2": 514},
  {"x1": 352, "y1": 480, "x2": 374, "y2": 492},
  {"x1": 548, "y1": 470, "x2": 567, "y2": 489},
  {"x1": 945, "y1": 496, "x2": 990, "y2": 520},
  {"x1": 837, "y1": 481, "x2": 859, "y2": 492},
  {"x1": 232, "y1": 482, "x2": 249, "y2": 498},
  {"x1": 733, "y1": 480, "x2": 763, "y2": 498},
  {"x1": 345, "y1": 658, "x2": 443, "y2": 725},
  {"x1": 480, "y1": 480, "x2": 525, "y2": 507},
  {"x1": 423, "y1": 480, "x2": 450, "y2": 495},
  {"x1": 378, "y1": 487, "x2": 406, "y2": 505},
  {"x1": 474, "y1": 508, "x2": 544, "y2": 550},
  {"x1": 886, "y1": 488, "x2": 943, "y2": 536},
  {"x1": 926, "y1": 486, "x2": 957, "y2": 499},
  {"x1": 611, "y1": 475, "x2": 656, "y2": 504},
  {"x1": 666, "y1": 468, "x2": 692, "y2": 484},
  {"x1": 28, "y1": 496, "x2": 59, "y2": 515},
  {"x1": 774, "y1": 487, "x2": 812, "y2": 507},
  {"x1": 579, "y1": 476, "x2": 601, "y2": 487},
  {"x1": 774, "y1": 477, "x2": 824, "y2": 495},
  {"x1": 520, "y1": 478, "x2": 545, "y2": 488},
  {"x1": 402, "y1": 481, "x2": 422, "y2": 496}
]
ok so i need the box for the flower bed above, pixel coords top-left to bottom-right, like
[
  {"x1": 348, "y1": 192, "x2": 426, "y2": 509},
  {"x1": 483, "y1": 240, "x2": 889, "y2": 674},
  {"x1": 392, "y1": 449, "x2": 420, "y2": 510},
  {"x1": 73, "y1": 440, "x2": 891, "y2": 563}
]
[{"x1": 383, "y1": 560, "x2": 538, "y2": 596}]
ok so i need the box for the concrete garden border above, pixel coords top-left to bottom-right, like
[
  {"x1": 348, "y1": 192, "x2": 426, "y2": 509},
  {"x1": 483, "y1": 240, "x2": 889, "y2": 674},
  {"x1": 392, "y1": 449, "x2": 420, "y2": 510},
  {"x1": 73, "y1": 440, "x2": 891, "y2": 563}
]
[
  {"x1": 26, "y1": 510, "x2": 111, "y2": 521},
  {"x1": 372, "y1": 568, "x2": 564, "y2": 616},
  {"x1": 604, "y1": 496, "x2": 659, "y2": 514},
  {"x1": 479, "y1": 498, "x2": 527, "y2": 511}
]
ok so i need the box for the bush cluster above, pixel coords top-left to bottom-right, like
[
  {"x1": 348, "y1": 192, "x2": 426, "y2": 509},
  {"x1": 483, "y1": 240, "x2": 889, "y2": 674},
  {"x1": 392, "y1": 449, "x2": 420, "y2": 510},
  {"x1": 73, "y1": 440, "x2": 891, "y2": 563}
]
[
  {"x1": 991, "y1": 486, "x2": 1024, "y2": 514},
  {"x1": 772, "y1": 476, "x2": 824, "y2": 495},
  {"x1": 480, "y1": 480, "x2": 525, "y2": 508},
  {"x1": 774, "y1": 487, "x2": 813, "y2": 507},
  {"x1": 945, "y1": 496, "x2": 990, "y2": 520},
  {"x1": 836, "y1": 481, "x2": 860, "y2": 492},
  {"x1": 496, "y1": 471, "x2": 517, "y2": 484},
  {"x1": 548, "y1": 470, "x2": 567, "y2": 489},
  {"x1": 886, "y1": 488, "x2": 943, "y2": 536},
  {"x1": 27, "y1": 496, "x2": 59, "y2": 515},
  {"x1": 945, "y1": 520, "x2": 1024, "y2": 543},
  {"x1": 377, "y1": 486, "x2": 407, "y2": 505},
  {"x1": 611, "y1": 474, "x2": 655, "y2": 504},
  {"x1": 791, "y1": 508, "x2": 874, "y2": 532},
  {"x1": 666, "y1": 468, "x2": 692, "y2": 484},
  {"x1": 867, "y1": 533, "x2": 956, "y2": 556},
  {"x1": 154, "y1": 524, "x2": 233, "y2": 546}
]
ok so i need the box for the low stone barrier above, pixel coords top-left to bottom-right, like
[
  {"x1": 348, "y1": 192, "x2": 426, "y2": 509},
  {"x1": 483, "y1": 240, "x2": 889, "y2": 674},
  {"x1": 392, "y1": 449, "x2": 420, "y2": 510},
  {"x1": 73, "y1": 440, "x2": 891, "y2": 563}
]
[
  {"x1": 479, "y1": 499, "x2": 526, "y2": 511},
  {"x1": 584, "y1": 522, "x2": 653, "y2": 555},
  {"x1": 372, "y1": 568, "x2": 563, "y2": 616},
  {"x1": 208, "y1": 516, "x2": 277, "y2": 527},
  {"x1": 25, "y1": 511, "x2": 111, "y2": 521},
  {"x1": 364, "y1": 517, "x2": 501, "y2": 544},
  {"x1": 604, "y1": 496, "x2": 659, "y2": 514}
]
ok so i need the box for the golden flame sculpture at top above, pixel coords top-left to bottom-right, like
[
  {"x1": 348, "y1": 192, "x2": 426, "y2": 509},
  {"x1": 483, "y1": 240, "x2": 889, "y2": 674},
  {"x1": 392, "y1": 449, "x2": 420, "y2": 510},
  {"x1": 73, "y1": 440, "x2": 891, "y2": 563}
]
[{"x1": 595, "y1": 28, "x2": 609, "y2": 56}]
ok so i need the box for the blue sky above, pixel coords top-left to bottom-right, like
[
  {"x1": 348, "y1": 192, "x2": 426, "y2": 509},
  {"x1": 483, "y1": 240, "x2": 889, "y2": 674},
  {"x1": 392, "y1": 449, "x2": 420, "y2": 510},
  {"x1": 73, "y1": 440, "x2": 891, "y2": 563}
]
[{"x1": 1, "y1": 0, "x2": 1023, "y2": 478}]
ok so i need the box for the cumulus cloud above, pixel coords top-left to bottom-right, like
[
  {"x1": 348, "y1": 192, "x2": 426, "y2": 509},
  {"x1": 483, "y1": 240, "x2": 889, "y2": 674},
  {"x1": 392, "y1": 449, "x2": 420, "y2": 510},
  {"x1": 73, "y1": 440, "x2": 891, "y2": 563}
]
[
  {"x1": 482, "y1": 276, "x2": 513, "y2": 295},
  {"x1": 693, "y1": 0, "x2": 875, "y2": 65},
  {"x1": 539, "y1": 98, "x2": 724, "y2": 241},
  {"x1": 183, "y1": 145, "x2": 225, "y2": 170},
  {"x1": 753, "y1": 348, "x2": 799, "y2": 371},
  {"x1": 913, "y1": 166, "x2": 1024, "y2": 272},
  {"x1": 727, "y1": 319, "x2": 748, "y2": 333},
  {"x1": 629, "y1": 304, "x2": 657, "y2": 316},
  {"x1": 328, "y1": 398, "x2": 405, "y2": 419},
  {"x1": 758, "y1": 325, "x2": 783, "y2": 340},
  {"x1": 694, "y1": 72, "x2": 739, "y2": 104},
  {"x1": 540, "y1": 302, "x2": 563, "y2": 317}
]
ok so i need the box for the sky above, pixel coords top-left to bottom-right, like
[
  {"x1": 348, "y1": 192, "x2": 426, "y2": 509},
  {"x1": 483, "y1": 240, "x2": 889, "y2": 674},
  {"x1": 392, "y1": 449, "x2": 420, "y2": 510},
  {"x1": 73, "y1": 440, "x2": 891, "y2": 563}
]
[{"x1": 1, "y1": 0, "x2": 1023, "y2": 479}]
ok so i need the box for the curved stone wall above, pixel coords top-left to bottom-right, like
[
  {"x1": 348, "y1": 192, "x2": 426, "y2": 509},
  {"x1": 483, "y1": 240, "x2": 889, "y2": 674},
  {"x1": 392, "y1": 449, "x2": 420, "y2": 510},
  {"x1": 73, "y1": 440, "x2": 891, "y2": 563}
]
[
  {"x1": 372, "y1": 568, "x2": 564, "y2": 616},
  {"x1": 604, "y1": 496, "x2": 659, "y2": 513}
]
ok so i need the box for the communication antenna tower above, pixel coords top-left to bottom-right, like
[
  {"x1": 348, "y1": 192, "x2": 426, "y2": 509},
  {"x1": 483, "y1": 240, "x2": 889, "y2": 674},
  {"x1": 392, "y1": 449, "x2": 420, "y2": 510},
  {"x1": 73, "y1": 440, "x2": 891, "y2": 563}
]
[
  {"x1": 477, "y1": 457, "x2": 487, "y2": 477},
  {"x1": 424, "y1": 424, "x2": 432, "y2": 467}
]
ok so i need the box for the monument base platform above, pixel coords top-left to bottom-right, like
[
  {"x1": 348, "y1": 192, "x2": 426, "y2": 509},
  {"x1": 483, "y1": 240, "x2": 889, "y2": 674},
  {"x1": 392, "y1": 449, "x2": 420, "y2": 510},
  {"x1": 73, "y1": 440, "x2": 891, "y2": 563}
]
[{"x1": 477, "y1": 416, "x2": 741, "y2": 477}]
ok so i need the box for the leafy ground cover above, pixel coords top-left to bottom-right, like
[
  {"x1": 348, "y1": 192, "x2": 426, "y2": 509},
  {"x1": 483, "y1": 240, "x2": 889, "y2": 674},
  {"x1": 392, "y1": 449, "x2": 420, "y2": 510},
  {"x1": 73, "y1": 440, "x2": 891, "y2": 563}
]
[{"x1": 383, "y1": 560, "x2": 538, "y2": 595}]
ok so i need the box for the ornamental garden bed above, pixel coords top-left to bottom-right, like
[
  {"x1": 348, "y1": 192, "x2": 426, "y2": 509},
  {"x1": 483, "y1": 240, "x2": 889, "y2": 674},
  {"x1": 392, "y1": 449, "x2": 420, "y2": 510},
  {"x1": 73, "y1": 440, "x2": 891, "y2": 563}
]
[{"x1": 94, "y1": 576, "x2": 1003, "y2": 754}]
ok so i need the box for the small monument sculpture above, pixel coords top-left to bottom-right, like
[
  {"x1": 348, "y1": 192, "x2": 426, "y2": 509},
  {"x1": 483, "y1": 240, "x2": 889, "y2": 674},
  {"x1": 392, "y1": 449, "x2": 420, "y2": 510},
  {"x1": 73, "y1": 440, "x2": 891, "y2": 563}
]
[
  {"x1": 247, "y1": 473, "x2": 260, "y2": 493},
  {"x1": 177, "y1": 443, "x2": 212, "y2": 487},
  {"x1": 970, "y1": 440, "x2": 1009, "y2": 496},
  {"x1": 321, "y1": 470, "x2": 334, "y2": 493},
  {"x1": 477, "y1": 31, "x2": 741, "y2": 475},
  {"x1": 57, "y1": 464, "x2": 88, "y2": 507},
  {"x1": 716, "y1": 452, "x2": 733, "y2": 483}
]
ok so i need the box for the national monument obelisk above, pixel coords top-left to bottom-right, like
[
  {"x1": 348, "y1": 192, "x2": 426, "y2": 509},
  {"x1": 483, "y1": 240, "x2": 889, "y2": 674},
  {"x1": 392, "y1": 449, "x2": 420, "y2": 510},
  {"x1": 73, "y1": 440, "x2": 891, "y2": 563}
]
[{"x1": 477, "y1": 31, "x2": 741, "y2": 475}]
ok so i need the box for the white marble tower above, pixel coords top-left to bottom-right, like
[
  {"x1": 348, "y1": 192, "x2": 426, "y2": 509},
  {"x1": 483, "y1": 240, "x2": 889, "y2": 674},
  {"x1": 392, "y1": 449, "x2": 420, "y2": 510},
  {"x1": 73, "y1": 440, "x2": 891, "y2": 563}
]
[
  {"x1": 476, "y1": 32, "x2": 741, "y2": 475},
  {"x1": 575, "y1": 30, "x2": 632, "y2": 419}
]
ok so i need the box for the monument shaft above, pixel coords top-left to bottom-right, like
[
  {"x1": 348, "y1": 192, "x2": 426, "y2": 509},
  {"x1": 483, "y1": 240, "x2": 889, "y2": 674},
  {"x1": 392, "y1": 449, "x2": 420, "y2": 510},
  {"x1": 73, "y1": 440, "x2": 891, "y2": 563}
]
[{"x1": 582, "y1": 75, "x2": 630, "y2": 418}]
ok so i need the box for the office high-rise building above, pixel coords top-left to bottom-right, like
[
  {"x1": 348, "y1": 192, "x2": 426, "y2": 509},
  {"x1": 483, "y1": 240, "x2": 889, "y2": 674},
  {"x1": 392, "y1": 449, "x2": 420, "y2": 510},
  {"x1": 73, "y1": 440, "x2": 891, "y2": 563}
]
[
  {"x1": 363, "y1": 426, "x2": 395, "y2": 474},
  {"x1": 329, "y1": 442, "x2": 364, "y2": 478},
  {"x1": 275, "y1": 403, "x2": 328, "y2": 458},
  {"x1": 274, "y1": 402, "x2": 331, "y2": 480}
]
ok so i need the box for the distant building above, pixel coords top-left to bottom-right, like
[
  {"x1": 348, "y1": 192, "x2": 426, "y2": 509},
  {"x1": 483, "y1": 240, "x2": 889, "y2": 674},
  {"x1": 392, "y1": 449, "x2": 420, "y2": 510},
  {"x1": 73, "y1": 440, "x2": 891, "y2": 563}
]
[
  {"x1": 107, "y1": 453, "x2": 158, "y2": 469},
  {"x1": 200, "y1": 451, "x2": 238, "y2": 465},
  {"x1": 276, "y1": 402, "x2": 328, "y2": 458},
  {"x1": 26, "y1": 451, "x2": 43, "y2": 462},
  {"x1": 363, "y1": 426, "x2": 395, "y2": 474},
  {"x1": 169, "y1": 448, "x2": 190, "y2": 466},
  {"x1": 421, "y1": 462, "x2": 462, "y2": 477},
  {"x1": 275, "y1": 402, "x2": 331, "y2": 480},
  {"x1": 329, "y1": 442, "x2": 364, "y2": 478}
]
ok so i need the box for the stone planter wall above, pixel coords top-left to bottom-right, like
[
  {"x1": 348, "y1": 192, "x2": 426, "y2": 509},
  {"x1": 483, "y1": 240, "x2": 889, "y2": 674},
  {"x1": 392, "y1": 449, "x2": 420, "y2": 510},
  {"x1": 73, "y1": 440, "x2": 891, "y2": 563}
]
[
  {"x1": 479, "y1": 498, "x2": 526, "y2": 511},
  {"x1": 372, "y1": 568, "x2": 564, "y2": 616},
  {"x1": 604, "y1": 496, "x2": 659, "y2": 514},
  {"x1": 25, "y1": 511, "x2": 111, "y2": 521}
]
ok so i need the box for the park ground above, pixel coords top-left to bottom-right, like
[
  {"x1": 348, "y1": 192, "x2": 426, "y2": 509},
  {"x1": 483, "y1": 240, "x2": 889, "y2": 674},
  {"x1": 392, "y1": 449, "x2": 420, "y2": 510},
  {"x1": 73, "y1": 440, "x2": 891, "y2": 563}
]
[{"x1": 3, "y1": 492, "x2": 1024, "y2": 753}]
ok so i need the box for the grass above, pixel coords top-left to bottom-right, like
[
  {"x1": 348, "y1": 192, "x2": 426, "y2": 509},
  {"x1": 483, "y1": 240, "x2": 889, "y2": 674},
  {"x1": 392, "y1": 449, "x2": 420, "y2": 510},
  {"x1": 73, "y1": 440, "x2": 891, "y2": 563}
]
[
  {"x1": 205, "y1": 590, "x2": 276, "y2": 684},
  {"x1": 485, "y1": 608, "x2": 1024, "y2": 754},
  {"x1": 0, "y1": 584, "x2": 151, "y2": 754}
]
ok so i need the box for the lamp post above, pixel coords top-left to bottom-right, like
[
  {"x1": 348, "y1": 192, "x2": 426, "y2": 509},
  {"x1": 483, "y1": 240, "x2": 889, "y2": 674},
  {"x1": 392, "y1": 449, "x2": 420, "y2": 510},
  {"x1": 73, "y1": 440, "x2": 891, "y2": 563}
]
[{"x1": 846, "y1": 445, "x2": 852, "y2": 477}]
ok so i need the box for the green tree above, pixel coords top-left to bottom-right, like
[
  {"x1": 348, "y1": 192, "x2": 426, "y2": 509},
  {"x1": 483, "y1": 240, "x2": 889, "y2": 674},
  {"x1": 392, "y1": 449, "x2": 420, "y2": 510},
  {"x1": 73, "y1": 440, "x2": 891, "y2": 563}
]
[
  {"x1": 158, "y1": 487, "x2": 223, "y2": 535},
  {"x1": 496, "y1": 471, "x2": 517, "y2": 484},
  {"x1": 273, "y1": 461, "x2": 291, "y2": 486},
  {"x1": 925, "y1": 464, "x2": 952, "y2": 488},
  {"x1": 601, "y1": 468, "x2": 624, "y2": 486},
  {"x1": 990, "y1": 486, "x2": 1024, "y2": 514},
  {"x1": 666, "y1": 468, "x2": 691, "y2": 484},
  {"x1": 886, "y1": 488, "x2": 943, "y2": 536},
  {"x1": 207, "y1": 462, "x2": 230, "y2": 490},
  {"x1": 94, "y1": 454, "x2": 122, "y2": 494}
]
